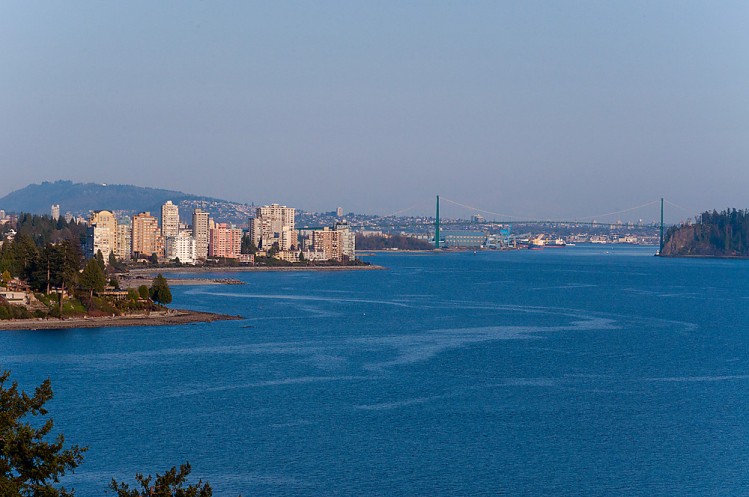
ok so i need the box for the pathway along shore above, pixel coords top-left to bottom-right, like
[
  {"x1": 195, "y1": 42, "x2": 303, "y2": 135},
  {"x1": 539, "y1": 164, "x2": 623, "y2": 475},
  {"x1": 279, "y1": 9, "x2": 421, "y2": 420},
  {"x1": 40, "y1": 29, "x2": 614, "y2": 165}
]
[{"x1": 0, "y1": 309, "x2": 241, "y2": 331}]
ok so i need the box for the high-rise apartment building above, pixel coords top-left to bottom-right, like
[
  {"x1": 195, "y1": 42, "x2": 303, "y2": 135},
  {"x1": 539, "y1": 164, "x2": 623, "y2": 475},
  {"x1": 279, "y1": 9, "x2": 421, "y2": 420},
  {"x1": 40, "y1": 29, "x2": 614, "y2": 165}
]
[
  {"x1": 88, "y1": 210, "x2": 118, "y2": 262},
  {"x1": 249, "y1": 204, "x2": 297, "y2": 251},
  {"x1": 85, "y1": 225, "x2": 113, "y2": 262},
  {"x1": 192, "y1": 209, "x2": 210, "y2": 260},
  {"x1": 161, "y1": 200, "x2": 179, "y2": 240},
  {"x1": 51, "y1": 204, "x2": 60, "y2": 221},
  {"x1": 310, "y1": 221, "x2": 356, "y2": 262},
  {"x1": 115, "y1": 222, "x2": 132, "y2": 261},
  {"x1": 132, "y1": 212, "x2": 160, "y2": 258},
  {"x1": 209, "y1": 223, "x2": 243, "y2": 258}
]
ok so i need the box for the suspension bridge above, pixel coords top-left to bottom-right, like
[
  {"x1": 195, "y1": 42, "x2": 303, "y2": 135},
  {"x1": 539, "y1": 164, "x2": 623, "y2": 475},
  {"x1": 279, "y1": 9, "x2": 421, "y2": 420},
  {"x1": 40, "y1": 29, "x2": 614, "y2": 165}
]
[{"x1": 307, "y1": 195, "x2": 694, "y2": 251}]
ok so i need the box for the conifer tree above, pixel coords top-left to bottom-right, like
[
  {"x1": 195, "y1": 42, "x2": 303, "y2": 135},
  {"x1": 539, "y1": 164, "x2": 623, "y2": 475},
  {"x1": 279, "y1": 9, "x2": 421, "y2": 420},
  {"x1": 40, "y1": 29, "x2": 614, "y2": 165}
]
[
  {"x1": 0, "y1": 371, "x2": 86, "y2": 497},
  {"x1": 150, "y1": 273, "x2": 172, "y2": 305}
]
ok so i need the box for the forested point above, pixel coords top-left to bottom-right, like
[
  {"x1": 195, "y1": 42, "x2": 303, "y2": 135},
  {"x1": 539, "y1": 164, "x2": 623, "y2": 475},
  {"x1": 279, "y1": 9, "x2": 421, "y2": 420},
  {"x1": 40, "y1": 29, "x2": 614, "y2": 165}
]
[
  {"x1": 0, "y1": 213, "x2": 169, "y2": 320},
  {"x1": 661, "y1": 208, "x2": 749, "y2": 257}
]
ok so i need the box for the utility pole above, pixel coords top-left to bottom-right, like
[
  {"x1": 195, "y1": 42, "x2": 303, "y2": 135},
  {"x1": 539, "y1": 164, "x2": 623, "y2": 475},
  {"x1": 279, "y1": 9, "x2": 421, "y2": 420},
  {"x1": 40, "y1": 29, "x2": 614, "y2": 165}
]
[{"x1": 435, "y1": 195, "x2": 440, "y2": 249}]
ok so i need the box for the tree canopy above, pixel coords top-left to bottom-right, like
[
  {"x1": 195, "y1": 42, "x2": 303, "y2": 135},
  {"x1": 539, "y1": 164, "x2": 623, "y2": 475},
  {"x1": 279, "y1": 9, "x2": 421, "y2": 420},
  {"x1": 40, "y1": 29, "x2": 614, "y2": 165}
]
[
  {"x1": 0, "y1": 370, "x2": 86, "y2": 497},
  {"x1": 150, "y1": 274, "x2": 172, "y2": 305},
  {"x1": 109, "y1": 463, "x2": 212, "y2": 497},
  {"x1": 80, "y1": 258, "x2": 107, "y2": 308},
  {"x1": 663, "y1": 208, "x2": 749, "y2": 256}
]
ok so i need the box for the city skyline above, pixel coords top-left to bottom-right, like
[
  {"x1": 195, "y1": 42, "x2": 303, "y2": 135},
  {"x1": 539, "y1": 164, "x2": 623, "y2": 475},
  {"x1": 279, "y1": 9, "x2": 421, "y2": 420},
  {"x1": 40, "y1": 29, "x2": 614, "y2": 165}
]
[{"x1": 2, "y1": 2, "x2": 748, "y2": 219}]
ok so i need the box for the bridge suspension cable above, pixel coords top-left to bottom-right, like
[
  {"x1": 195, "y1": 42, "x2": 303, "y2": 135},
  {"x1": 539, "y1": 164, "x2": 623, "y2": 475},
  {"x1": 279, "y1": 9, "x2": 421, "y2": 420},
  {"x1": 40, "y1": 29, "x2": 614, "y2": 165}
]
[
  {"x1": 439, "y1": 197, "x2": 525, "y2": 220},
  {"x1": 663, "y1": 199, "x2": 693, "y2": 214},
  {"x1": 583, "y1": 199, "x2": 661, "y2": 221}
]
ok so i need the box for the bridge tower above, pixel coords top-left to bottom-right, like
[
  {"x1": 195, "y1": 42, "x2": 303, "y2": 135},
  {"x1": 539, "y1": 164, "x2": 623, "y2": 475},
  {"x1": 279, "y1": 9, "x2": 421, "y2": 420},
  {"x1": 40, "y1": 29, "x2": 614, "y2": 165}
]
[
  {"x1": 435, "y1": 195, "x2": 440, "y2": 249},
  {"x1": 659, "y1": 197, "x2": 664, "y2": 253}
]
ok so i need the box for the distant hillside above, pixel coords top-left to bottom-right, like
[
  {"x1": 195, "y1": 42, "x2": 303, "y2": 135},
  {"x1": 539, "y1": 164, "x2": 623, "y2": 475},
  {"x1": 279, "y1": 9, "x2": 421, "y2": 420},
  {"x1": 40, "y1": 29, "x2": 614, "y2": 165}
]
[
  {"x1": 661, "y1": 209, "x2": 749, "y2": 257},
  {"x1": 356, "y1": 234, "x2": 434, "y2": 251},
  {"x1": 0, "y1": 180, "x2": 255, "y2": 225}
]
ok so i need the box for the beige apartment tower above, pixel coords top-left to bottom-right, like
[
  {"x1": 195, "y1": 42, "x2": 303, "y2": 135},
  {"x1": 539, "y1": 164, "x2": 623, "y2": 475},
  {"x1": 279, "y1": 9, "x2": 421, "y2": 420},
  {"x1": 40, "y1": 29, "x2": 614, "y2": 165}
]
[
  {"x1": 249, "y1": 204, "x2": 297, "y2": 251},
  {"x1": 161, "y1": 200, "x2": 179, "y2": 240},
  {"x1": 132, "y1": 212, "x2": 160, "y2": 258},
  {"x1": 89, "y1": 210, "x2": 119, "y2": 262},
  {"x1": 115, "y1": 222, "x2": 132, "y2": 261},
  {"x1": 192, "y1": 208, "x2": 210, "y2": 260}
]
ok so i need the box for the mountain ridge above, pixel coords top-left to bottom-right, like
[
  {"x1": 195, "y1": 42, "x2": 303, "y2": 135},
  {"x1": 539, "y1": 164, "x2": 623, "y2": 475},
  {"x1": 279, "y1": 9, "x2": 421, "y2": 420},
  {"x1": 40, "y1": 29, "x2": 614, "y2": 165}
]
[{"x1": 0, "y1": 180, "x2": 255, "y2": 224}]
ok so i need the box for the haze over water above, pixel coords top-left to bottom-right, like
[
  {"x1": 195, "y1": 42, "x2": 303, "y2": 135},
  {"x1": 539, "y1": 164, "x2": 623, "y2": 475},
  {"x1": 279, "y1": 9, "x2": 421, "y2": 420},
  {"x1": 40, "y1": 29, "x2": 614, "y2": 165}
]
[
  {"x1": 4, "y1": 2, "x2": 749, "y2": 217},
  {"x1": 2, "y1": 247, "x2": 749, "y2": 495}
]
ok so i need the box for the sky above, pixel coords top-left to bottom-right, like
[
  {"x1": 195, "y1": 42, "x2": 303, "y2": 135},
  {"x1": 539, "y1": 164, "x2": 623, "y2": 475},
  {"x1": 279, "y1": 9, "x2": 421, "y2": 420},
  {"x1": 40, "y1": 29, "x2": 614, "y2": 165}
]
[{"x1": 2, "y1": 1, "x2": 748, "y2": 222}]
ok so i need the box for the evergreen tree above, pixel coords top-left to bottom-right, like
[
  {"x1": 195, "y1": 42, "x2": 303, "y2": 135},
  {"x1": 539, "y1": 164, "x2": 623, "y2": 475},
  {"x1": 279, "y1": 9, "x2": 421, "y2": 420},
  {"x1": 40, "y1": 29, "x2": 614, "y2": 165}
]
[
  {"x1": 95, "y1": 250, "x2": 106, "y2": 272},
  {"x1": 150, "y1": 274, "x2": 172, "y2": 305},
  {"x1": 0, "y1": 371, "x2": 86, "y2": 497},
  {"x1": 80, "y1": 258, "x2": 107, "y2": 309},
  {"x1": 109, "y1": 462, "x2": 211, "y2": 497},
  {"x1": 138, "y1": 285, "x2": 150, "y2": 300}
]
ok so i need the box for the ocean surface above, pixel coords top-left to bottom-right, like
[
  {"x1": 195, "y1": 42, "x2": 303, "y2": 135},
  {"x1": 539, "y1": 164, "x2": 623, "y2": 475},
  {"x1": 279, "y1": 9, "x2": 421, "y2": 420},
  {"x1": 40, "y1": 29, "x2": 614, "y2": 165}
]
[{"x1": 3, "y1": 246, "x2": 749, "y2": 496}]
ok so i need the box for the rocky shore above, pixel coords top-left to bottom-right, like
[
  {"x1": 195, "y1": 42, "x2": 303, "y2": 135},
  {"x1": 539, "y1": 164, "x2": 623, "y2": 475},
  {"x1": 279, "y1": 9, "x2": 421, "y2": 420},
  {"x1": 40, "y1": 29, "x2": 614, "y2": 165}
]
[{"x1": 0, "y1": 309, "x2": 242, "y2": 331}]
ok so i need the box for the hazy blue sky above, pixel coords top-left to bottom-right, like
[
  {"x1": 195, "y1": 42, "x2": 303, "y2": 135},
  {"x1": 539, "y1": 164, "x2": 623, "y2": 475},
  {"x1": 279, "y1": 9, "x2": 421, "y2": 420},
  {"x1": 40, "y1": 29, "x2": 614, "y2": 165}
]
[{"x1": 2, "y1": 1, "x2": 748, "y2": 221}]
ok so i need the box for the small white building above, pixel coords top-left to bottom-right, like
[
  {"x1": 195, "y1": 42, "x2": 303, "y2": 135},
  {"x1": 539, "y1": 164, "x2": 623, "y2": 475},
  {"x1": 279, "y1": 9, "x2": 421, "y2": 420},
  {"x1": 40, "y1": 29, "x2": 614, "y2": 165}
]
[{"x1": 166, "y1": 231, "x2": 197, "y2": 264}]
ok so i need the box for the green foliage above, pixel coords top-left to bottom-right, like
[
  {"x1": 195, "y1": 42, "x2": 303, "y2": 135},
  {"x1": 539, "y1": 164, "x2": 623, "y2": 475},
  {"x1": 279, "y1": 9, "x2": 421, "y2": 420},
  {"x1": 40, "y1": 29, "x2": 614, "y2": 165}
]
[
  {"x1": 108, "y1": 251, "x2": 127, "y2": 272},
  {"x1": 47, "y1": 298, "x2": 87, "y2": 319},
  {"x1": 241, "y1": 234, "x2": 257, "y2": 255},
  {"x1": 11, "y1": 213, "x2": 86, "y2": 248},
  {"x1": 109, "y1": 277, "x2": 120, "y2": 290},
  {"x1": 88, "y1": 296, "x2": 120, "y2": 316},
  {"x1": 95, "y1": 250, "x2": 106, "y2": 272},
  {"x1": 253, "y1": 256, "x2": 293, "y2": 267},
  {"x1": 138, "y1": 285, "x2": 150, "y2": 300},
  {"x1": 0, "y1": 371, "x2": 86, "y2": 497},
  {"x1": 80, "y1": 258, "x2": 107, "y2": 310},
  {"x1": 109, "y1": 462, "x2": 212, "y2": 497},
  {"x1": 267, "y1": 241, "x2": 280, "y2": 257},
  {"x1": 127, "y1": 288, "x2": 139, "y2": 301},
  {"x1": 663, "y1": 208, "x2": 749, "y2": 256},
  {"x1": 0, "y1": 302, "x2": 32, "y2": 320},
  {"x1": 1, "y1": 270, "x2": 10, "y2": 286},
  {"x1": 2, "y1": 238, "x2": 82, "y2": 293},
  {"x1": 150, "y1": 274, "x2": 172, "y2": 305},
  {"x1": 80, "y1": 258, "x2": 107, "y2": 294},
  {"x1": 149, "y1": 253, "x2": 159, "y2": 265}
]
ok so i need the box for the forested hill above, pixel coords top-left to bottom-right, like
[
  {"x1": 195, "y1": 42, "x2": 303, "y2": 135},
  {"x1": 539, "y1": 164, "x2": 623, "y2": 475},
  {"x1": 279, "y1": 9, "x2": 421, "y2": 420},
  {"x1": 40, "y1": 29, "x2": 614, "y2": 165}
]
[
  {"x1": 0, "y1": 181, "x2": 259, "y2": 224},
  {"x1": 661, "y1": 209, "x2": 749, "y2": 257},
  {"x1": 0, "y1": 180, "x2": 221, "y2": 217},
  {"x1": 356, "y1": 234, "x2": 434, "y2": 251}
]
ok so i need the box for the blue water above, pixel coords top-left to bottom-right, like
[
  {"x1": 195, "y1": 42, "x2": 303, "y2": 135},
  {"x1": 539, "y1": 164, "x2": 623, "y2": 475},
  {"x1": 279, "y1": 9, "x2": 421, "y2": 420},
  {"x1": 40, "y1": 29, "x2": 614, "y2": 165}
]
[{"x1": 3, "y1": 246, "x2": 749, "y2": 496}]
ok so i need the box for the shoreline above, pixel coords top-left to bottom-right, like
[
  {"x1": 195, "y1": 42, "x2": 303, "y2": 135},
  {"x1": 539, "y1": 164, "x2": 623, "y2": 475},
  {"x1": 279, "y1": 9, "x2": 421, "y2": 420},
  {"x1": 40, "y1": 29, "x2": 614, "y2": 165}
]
[
  {"x1": 0, "y1": 309, "x2": 242, "y2": 331},
  {"x1": 658, "y1": 254, "x2": 749, "y2": 260},
  {"x1": 124, "y1": 264, "x2": 384, "y2": 275},
  {"x1": 118, "y1": 264, "x2": 385, "y2": 288}
]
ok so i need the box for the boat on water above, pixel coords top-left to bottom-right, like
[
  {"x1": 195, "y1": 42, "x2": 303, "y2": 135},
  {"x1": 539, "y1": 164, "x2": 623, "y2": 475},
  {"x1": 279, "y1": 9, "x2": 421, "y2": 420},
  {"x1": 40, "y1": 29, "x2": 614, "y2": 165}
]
[
  {"x1": 545, "y1": 238, "x2": 567, "y2": 248},
  {"x1": 528, "y1": 236, "x2": 567, "y2": 249}
]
